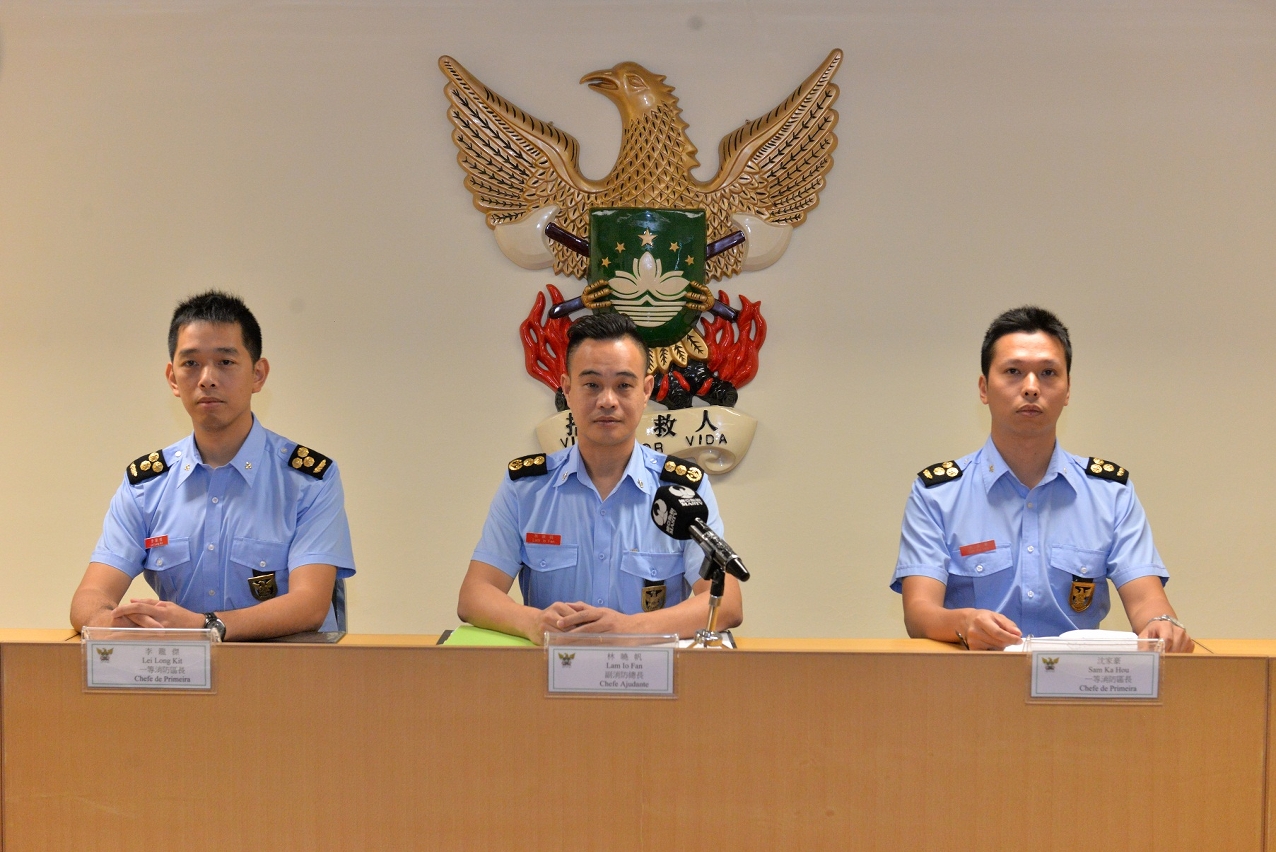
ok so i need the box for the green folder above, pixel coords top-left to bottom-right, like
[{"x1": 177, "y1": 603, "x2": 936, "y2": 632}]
[{"x1": 439, "y1": 624, "x2": 536, "y2": 647}]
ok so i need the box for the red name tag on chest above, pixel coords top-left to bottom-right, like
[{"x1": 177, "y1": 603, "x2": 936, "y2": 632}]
[
  {"x1": 958, "y1": 539, "x2": 996, "y2": 557},
  {"x1": 525, "y1": 533, "x2": 561, "y2": 546},
  {"x1": 144, "y1": 535, "x2": 169, "y2": 549}
]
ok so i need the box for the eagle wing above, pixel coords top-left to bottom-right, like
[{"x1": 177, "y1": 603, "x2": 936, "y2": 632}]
[
  {"x1": 700, "y1": 49, "x2": 842, "y2": 281},
  {"x1": 440, "y1": 55, "x2": 601, "y2": 277}
]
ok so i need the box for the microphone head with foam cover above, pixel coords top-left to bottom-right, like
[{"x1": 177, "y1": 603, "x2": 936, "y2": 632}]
[{"x1": 650, "y1": 484, "x2": 708, "y2": 540}]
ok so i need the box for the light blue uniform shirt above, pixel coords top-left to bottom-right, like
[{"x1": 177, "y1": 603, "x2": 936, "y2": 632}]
[
  {"x1": 91, "y1": 418, "x2": 356, "y2": 632},
  {"x1": 892, "y1": 438, "x2": 1167, "y2": 637},
  {"x1": 472, "y1": 443, "x2": 723, "y2": 614}
]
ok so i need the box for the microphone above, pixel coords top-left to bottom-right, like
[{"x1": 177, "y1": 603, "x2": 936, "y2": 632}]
[{"x1": 650, "y1": 485, "x2": 750, "y2": 581}]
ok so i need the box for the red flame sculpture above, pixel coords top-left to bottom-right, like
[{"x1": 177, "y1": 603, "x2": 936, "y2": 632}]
[
  {"x1": 520, "y1": 284, "x2": 571, "y2": 391},
  {"x1": 701, "y1": 291, "x2": 766, "y2": 388}
]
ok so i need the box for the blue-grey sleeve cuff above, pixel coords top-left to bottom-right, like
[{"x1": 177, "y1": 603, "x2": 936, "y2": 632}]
[
  {"x1": 288, "y1": 554, "x2": 356, "y2": 578},
  {"x1": 1109, "y1": 564, "x2": 1169, "y2": 588},
  {"x1": 890, "y1": 564, "x2": 948, "y2": 594},
  {"x1": 471, "y1": 550, "x2": 521, "y2": 579},
  {"x1": 88, "y1": 550, "x2": 143, "y2": 579}
]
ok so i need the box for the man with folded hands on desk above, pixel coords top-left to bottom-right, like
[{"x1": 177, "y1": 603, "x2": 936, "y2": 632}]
[
  {"x1": 892, "y1": 306, "x2": 1193, "y2": 652},
  {"x1": 70, "y1": 291, "x2": 355, "y2": 640},
  {"x1": 458, "y1": 313, "x2": 743, "y2": 645}
]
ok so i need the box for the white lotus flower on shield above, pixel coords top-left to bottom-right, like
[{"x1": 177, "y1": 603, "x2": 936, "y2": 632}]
[{"x1": 608, "y1": 252, "x2": 689, "y2": 328}]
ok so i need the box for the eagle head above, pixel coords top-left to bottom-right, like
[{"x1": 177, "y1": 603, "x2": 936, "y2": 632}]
[{"x1": 580, "y1": 62, "x2": 677, "y2": 127}]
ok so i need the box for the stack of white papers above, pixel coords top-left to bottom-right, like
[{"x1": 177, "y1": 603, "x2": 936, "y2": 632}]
[{"x1": 1003, "y1": 629, "x2": 1138, "y2": 652}]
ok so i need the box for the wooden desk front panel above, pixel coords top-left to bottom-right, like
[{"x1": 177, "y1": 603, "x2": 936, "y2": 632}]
[{"x1": 1, "y1": 644, "x2": 1265, "y2": 851}]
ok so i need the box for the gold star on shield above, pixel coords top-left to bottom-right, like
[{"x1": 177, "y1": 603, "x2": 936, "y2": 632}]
[
  {"x1": 600, "y1": 257, "x2": 610, "y2": 268},
  {"x1": 640, "y1": 229, "x2": 655, "y2": 246},
  {"x1": 669, "y1": 241, "x2": 680, "y2": 252},
  {"x1": 685, "y1": 255, "x2": 694, "y2": 265},
  {"x1": 615, "y1": 241, "x2": 625, "y2": 253}
]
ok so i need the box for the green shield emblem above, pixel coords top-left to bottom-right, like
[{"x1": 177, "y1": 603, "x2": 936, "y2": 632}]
[{"x1": 588, "y1": 208, "x2": 707, "y2": 347}]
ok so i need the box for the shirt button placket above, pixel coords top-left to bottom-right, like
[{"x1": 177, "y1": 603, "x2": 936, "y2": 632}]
[
  {"x1": 594, "y1": 497, "x2": 616, "y2": 609},
  {"x1": 203, "y1": 466, "x2": 228, "y2": 610},
  {"x1": 1023, "y1": 487, "x2": 1043, "y2": 609}
]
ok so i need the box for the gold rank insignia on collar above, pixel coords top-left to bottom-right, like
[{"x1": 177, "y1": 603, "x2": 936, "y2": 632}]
[
  {"x1": 288, "y1": 444, "x2": 331, "y2": 480},
  {"x1": 918, "y1": 460, "x2": 962, "y2": 488},
  {"x1": 127, "y1": 449, "x2": 169, "y2": 485},
  {"x1": 508, "y1": 453, "x2": 548, "y2": 480},
  {"x1": 1085, "y1": 457, "x2": 1129, "y2": 485},
  {"x1": 659, "y1": 457, "x2": 704, "y2": 491}
]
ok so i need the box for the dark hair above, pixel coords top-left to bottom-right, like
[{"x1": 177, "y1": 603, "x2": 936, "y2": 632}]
[
  {"x1": 565, "y1": 312, "x2": 649, "y2": 370},
  {"x1": 167, "y1": 290, "x2": 263, "y2": 363},
  {"x1": 980, "y1": 305, "x2": 1071, "y2": 377}
]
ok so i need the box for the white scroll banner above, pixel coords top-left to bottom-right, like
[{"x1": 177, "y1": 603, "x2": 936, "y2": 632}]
[{"x1": 534, "y1": 405, "x2": 757, "y2": 474}]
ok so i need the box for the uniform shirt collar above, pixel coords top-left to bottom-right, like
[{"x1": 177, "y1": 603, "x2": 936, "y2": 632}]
[
  {"x1": 555, "y1": 442, "x2": 651, "y2": 497},
  {"x1": 978, "y1": 436, "x2": 1075, "y2": 495},
  {"x1": 175, "y1": 416, "x2": 266, "y2": 487}
]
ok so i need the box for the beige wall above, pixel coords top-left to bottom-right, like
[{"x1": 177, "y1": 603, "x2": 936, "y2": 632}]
[{"x1": 0, "y1": 1, "x2": 1271, "y2": 639}]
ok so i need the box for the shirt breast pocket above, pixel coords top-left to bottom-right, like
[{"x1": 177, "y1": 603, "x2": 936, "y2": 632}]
[
  {"x1": 619, "y1": 551, "x2": 688, "y2": 614},
  {"x1": 519, "y1": 543, "x2": 580, "y2": 611},
  {"x1": 144, "y1": 538, "x2": 192, "y2": 600},
  {"x1": 1048, "y1": 545, "x2": 1110, "y2": 626},
  {"x1": 946, "y1": 547, "x2": 1014, "y2": 611},
  {"x1": 230, "y1": 536, "x2": 292, "y2": 605}
]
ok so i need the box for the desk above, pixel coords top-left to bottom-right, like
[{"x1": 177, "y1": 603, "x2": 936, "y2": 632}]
[{"x1": 0, "y1": 635, "x2": 1269, "y2": 851}]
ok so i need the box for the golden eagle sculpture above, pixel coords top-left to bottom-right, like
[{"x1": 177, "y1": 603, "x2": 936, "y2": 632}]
[
  {"x1": 439, "y1": 51, "x2": 842, "y2": 472},
  {"x1": 439, "y1": 51, "x2": 841, "y2": 281}
]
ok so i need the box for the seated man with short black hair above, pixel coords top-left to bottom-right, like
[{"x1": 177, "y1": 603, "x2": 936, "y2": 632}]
[
  {"x1": 892, "y1": 305, "x2": 1192, "y2": 652},
  {"x1": 71, "y1": 291, "x2": 355, "y2": 640},
  {"x1": 458, "y1": 313, "x2": 743, "y2": 644}
]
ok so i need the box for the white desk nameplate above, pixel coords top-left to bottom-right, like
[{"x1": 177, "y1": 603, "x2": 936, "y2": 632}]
[
  {"x1": 82, "y1": 626, "x2": 218, "y2": 692},
  {"x1": 545, "y1": 633, "x2": 677, "y2": 697},
  {"x1": 1024, "y1": 636, "x2": 1164, "y2": 701}
]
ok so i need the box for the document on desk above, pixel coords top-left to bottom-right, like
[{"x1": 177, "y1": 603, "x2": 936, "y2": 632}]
[{"x1": 438, "y1": 625, "x2": 536, "y2": 647}]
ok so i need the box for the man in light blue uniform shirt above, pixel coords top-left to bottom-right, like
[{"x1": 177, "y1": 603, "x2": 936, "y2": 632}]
[
  {"x1": 892, "y1": 306, "x2": 1193, "y2": 651},
  {"x1": 458, "y1": 314, "x2": 742, "y2": 645},
  {"x1": 71, "y1": 291, "x2": 355, "y2": 640}
]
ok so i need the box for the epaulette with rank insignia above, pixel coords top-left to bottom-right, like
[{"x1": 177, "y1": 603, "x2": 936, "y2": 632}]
[
  {"x1": 288, "y1": 444, "x2": 332, "y2": 480},
  {"x1": 659, "y1": 457, "x2": 704, "y2": 491},
  {"x1": 918, "y1": 460, "x2": 962, "y2": 488},
  {"x1": 127, "y1": 450, "x2": 169, "y2": 485},
  {"x1": 1086, "y1": 457, "x2": 1129, "y2": 485},
  {"x1": 508, "y1": 453, "x2": 547, "y2": 480}
]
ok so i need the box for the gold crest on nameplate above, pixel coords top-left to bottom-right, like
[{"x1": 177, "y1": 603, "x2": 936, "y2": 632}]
[
  {"x1": 1041, "y1": 657, "x2": 1059, "y2": 671},
  {"x1": 96, "y1": 647, "x2": 114, "y2": 662},
  {"x1": 557, "y1": 652, "x2": 575, "y2": 668},
  {"x1": 1069, "y1": 577, "x2": 1095, "y2": 612}
]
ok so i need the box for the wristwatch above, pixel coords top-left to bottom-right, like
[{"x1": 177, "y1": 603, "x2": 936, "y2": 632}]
[{"x1": 203, "y1": 612, "x2": 227, "y2": 642}]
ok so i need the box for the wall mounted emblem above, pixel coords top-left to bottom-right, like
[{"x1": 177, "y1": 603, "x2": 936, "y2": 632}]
[{"x1": 440, "y1": 50, "x2": 842, "y2": 472}]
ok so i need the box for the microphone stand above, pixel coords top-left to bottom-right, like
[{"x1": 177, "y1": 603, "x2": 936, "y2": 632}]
[{"x1": 693, "y1": 554, "x2": 729, "y2": 648}]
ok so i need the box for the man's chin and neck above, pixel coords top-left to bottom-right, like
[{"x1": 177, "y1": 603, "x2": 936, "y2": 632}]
[
  {"x1": 990, "y1": 421, "x2": 1058, "y2": 461},
  {"x1": 578, "y1": 431, "x2": 636, "y2": 467},
  {"x1": 191, "y1": 409, "x2": 255, "y2": 467}
]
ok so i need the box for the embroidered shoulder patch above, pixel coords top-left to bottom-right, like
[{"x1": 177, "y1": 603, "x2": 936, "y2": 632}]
[
  {"x1": 508, "y1": 453, "x2": 547, "y2": 480},
  {"x1": 1086, "y1": 457, "x2": 1129, "y2": 485},
  {"x1": 127, "y1": 450, "x2": 170, "y2": 485},
  {"x1": 288, "y1": 445, "x2": 332, "y2": 480},
  {"x1": 659, "y1": 457, "x2": 704, "y2": 491},
  {"x1": 918, "y1": 460, "x2": 962, "y2": 488}
]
